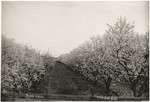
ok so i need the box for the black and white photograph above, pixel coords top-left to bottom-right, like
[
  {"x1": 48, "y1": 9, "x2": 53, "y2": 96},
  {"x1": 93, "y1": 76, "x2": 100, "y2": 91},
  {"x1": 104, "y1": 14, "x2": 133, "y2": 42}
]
[{"x1": 1, "y1": 1, "x2": 149, "y2": 101}]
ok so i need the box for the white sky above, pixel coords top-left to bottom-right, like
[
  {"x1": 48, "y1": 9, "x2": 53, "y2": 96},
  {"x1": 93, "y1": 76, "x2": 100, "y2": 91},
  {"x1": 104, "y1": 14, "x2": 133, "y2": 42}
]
[{"x1": 2, "y1": 1, "x2": 149, "y2": 57}]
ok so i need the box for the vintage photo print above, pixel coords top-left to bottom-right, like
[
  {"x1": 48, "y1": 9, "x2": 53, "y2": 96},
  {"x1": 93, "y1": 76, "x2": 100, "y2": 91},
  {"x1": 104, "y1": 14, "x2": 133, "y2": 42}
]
[{"x1": 1, "y1": 1, "x2": 149, "y2": 101}]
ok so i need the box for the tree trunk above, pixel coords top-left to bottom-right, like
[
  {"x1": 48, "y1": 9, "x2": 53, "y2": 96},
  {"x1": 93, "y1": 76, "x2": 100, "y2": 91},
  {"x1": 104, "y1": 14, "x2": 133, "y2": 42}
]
[
  {"x1": 105, "y1": 76, "x2": 112, "y2": 94},
  {"x1": 133, "y1": 89, "x2": 137, "y2": 97}
]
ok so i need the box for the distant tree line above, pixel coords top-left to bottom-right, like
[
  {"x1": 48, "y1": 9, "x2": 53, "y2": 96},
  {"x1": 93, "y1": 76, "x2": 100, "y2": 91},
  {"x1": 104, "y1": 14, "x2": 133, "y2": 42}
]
[
  {"x1": 1, "y1": 35, "x2": 55, "y2": 94},
  {"x1": 59, "y1": 17, "x2": 149, "y2": 97}
]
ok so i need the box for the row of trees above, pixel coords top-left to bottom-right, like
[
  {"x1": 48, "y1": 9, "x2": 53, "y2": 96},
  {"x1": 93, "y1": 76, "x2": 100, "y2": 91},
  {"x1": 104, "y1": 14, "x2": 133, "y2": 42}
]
[
  {"x1": 59, "y1": 18, "x2": 149, "y2": 97},
  {"x1": 2, "y1": 35, "x2": 55, "y2": 94}
]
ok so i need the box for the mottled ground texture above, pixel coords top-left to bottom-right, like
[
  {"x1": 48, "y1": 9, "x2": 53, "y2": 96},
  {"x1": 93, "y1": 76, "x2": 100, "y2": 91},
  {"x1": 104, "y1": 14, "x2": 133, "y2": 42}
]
[{"x1": 47, "y1": 61, "x2": 104, "y2": 95}]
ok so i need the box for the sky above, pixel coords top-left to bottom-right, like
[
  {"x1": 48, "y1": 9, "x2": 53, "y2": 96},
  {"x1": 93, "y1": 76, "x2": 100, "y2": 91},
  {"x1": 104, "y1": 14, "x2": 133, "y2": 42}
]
[{"x1": 2, "y1": 1, "x2": 149, "y2": 57}]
